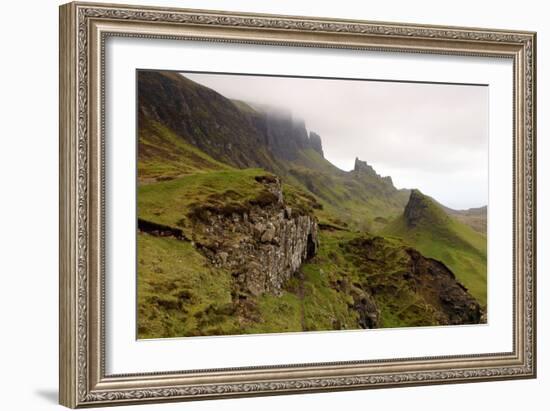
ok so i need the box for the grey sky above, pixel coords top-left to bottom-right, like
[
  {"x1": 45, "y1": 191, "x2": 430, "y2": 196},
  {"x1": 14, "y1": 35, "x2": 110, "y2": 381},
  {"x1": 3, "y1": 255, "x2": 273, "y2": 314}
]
[{"x1": 183, "y1": 72, "x2": 488, "y2": 210}]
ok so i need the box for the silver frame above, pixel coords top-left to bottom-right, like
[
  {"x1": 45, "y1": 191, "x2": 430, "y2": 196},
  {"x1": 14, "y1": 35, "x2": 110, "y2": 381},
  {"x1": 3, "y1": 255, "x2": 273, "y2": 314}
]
[{"x1": 59, "y1": 2, "x2": 536, "y2": 408}]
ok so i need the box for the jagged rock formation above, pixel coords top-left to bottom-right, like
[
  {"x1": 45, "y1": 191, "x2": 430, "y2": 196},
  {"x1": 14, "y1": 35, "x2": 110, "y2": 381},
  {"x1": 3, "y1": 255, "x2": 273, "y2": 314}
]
[
  {"x1": 353, "y1": 157, "x2": 379, "y2": 176},
  {"x1": 404, "y1": 189, "x2": 450, "y2": 227},
  {"x1": 353, "y1": 157, "x2": 395, "y2": 188},
  {"x1": 405, "y1": 248, "x2": 482, "y2": 324},
  {"x1": 189, "y1": 175, "x2": 319, "y2": 296},
  {"x1": 308, "y1": 131, "x2": 324, "y2": 157},
  {"x1": 259, "y1": 110, "x2": 311, "y2": 161}
]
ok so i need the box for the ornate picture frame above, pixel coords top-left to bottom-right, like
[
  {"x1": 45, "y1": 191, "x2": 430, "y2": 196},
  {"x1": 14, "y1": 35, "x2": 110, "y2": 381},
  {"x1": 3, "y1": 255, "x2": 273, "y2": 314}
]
[{"x1": 59, "y1": 2, "x2": 536, "y2": 408}]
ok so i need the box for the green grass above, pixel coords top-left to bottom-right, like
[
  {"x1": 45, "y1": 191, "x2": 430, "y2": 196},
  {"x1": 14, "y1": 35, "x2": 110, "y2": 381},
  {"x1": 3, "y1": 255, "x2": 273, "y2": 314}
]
[
  {"x1": 135, "y1": 72, "x2": 488, "y2": 338},
  {"x1": 136, "y1": 167, "x2": 346, "y2": 337},
  {"x1": 243, "y1": 293, "x2": 303, "y2": 334},
  {"x1": 137, "y1": 233, "x2": 240, "y2": 338},
  {"x1": 300, "y1": 262, "x2": 358, "y2": 331},
  {"x1": 139, "y1": 115, "x2": 409, "y2": 233},
  {"x1": 138, "y1": 167, "x2": 324, "y2": 239},
  {"x1": 136, "y1": 150, "x2": 486, "y2": 337},
  {"x1": 234, "y1": 230, "x2": 367, "y2": 334},
  {"x1": 138, "y1": 168, "x2": 272, "y2": 228}
]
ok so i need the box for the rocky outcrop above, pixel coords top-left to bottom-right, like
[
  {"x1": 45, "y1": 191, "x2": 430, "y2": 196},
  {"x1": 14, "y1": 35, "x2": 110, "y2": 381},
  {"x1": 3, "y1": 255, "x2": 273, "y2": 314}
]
[
  {"x1": 308, "y1": 132, "x2": 324, "y2": 157},
  {"x1": 138, "y1": 71, "x2": 412, "y2": 226},
  {"x1": 405, "y1": 248, "x2": 483, "y2": 325},
  {"x1": 353, "y1": 157, "x2": 378, "y2": 176},
  {"x1": 352, "y1": 157, "x2": 397, "y2": 191},
  {"x1": 190, "y1": 176, "x2": 319, "y2": 296},
  {"x1": 404, "y1": 189, "x2": 449, "y2": 228},
  {"x1": 350, "y1": 286, "x2": 380, "y2": 328},
  {"x1": 260, "y1": 110, "x2": 311, "y2": 161},
  {"x1": 345, "y1": 235, "x2": 483, "y2": 327}
]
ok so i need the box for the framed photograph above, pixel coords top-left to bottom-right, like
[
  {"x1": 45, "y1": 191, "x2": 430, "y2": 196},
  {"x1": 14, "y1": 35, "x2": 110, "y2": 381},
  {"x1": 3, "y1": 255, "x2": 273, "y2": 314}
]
[{"x1": 59, "y1": 2, "x2": 537, "y2": 408}]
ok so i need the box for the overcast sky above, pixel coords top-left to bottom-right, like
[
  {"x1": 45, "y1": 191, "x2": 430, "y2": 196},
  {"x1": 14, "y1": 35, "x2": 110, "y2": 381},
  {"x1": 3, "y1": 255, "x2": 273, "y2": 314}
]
[{"x1": 183, "y1": 72, "x2": 488, "y2": 210}]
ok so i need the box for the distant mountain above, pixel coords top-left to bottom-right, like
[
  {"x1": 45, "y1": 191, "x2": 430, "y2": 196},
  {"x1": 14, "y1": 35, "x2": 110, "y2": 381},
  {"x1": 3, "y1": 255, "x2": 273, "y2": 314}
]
[
  {"x1": 383, "y1": 190, "x2": 487, "y2": 305},
  {"x1": 441, "y1": 205, "x2": 487, "y2": 234}
]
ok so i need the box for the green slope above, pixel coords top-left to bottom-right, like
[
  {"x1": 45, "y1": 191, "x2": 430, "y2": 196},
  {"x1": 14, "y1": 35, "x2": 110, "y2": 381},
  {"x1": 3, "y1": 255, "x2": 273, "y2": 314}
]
[
  {"x1": 383, "y1": 190, "x2": 487, "y2": 305},
  {"x1": 137, "y1": 233, "x2": 239, "y2": 338},
  {"x1": 138, "y1": 118, "x2": 233, "y2": 181}
]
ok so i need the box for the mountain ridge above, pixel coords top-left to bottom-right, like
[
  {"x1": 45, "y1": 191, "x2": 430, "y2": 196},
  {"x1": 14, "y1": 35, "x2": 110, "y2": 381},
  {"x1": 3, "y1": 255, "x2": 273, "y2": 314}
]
[{"x1": 138, "y1": 70, "x2": 412, "y2": 230}]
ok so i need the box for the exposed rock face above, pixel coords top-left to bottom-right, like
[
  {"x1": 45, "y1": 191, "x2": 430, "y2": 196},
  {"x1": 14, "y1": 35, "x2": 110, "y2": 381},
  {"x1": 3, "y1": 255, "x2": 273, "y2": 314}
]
[
  {"x1": 350, "y1": 286, "x2": 380, "y2": 328},
  {"x1": 261, "y1": 110, "x2": 310, "y2": 161},
  {"x1": 191, "y1": 176, "x2": 319, "y2": 296},
  {"x1": 308, "y1": 132, "x2": 324, "y2": 157},
  {"x1": 352, "y1": 157, "x2": 397, "y2": 191},
  {"x1": 331, "y1": 276, "x2": 380, "y2": 328},
  {"x1": 404, "y1": 189, "x2": 449, "y2": 228},
  {"x1": 138, "y1": 71, "x2": 412, "y2": 227}
]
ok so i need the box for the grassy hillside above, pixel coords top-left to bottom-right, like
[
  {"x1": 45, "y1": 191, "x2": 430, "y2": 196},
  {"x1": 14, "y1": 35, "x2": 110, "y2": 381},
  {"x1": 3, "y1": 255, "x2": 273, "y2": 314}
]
[
  {"x1": 136, "y1": 165, "x2": 371, "y2": 337},
  {"x1": 139, "y1": 115, "x2": 408, "y2": 232},
  {"x1": 383, "y1": 190, "x2": 487, "y2": 305},
  {"x1": 139, "y1": 168, "x2": 270, "y2": 228},
  {"x1": 138, "y1": 233, "x2": 239, "y2": 338},
  {"x1": 137, "y1": 165, "x2": 324, "y2": 338},
  {"x1": 138, "y1": 225, "x2": 481, "y2": 338},
  {"x1": 137, "y1": 159, "x2": 484, "y2": 337}
]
